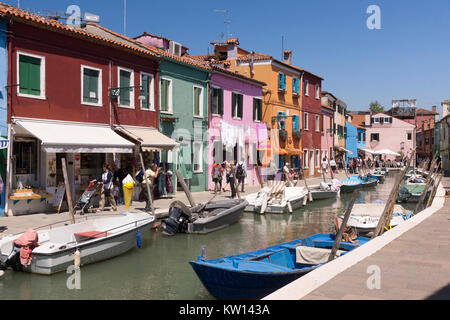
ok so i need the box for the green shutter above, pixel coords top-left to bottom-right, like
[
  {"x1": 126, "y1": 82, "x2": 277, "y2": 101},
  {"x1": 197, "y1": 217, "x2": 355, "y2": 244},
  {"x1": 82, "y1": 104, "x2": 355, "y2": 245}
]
[
  {"x1": 161, "y1": 79, "x2": 168, "y2": 112},
  {"x1": 232, "y1": 93, "x2": 236, "y2": 117},
  {"x1": 83, "y1": 68, "x2": 99, "y2": 104},
  {"x1": 119, "y1": 70, "x2": 131, "y2": 106},
  {"x1": 194, "y1": 87, "x2": 201, "y2": 116},
  {"x1": 219, "y1": 89, "x2": 223, "y2": 115},
  {"x1": 19, "y1": 54, "x2": 41, "y2": 96},
  {"x1": 238, "y1": 94, "x2": 243, "y2": 118},
  {"x1": 141, "y1": 75, "x2": 149, "y2": 109}
]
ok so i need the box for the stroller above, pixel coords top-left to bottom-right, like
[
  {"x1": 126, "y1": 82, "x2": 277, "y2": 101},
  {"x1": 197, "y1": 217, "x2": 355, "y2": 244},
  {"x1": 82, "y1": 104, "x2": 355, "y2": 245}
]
[{"x1": 74, "y1": 182, "x2": 101, "y2": 214}]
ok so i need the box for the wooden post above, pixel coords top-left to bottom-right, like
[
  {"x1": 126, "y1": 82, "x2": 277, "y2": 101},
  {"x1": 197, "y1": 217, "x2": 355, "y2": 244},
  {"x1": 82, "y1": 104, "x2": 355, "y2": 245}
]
[
  {"x1": 138, "y1": 151, "x2": 155, "y2": 216},
  {"x1": 372, "y1": 150, "x2": 415, "y2": 238},
  {"x1": 302, "y1": 169, "x2": 313, "y2": 202},
  {"x1": 230, "y1": 164, "x2": 241, "y2": 199},
  {"x1": 413, "y1": 156, "x2": 437, "y2": 215},
  {"x1": 61, "y1": 158, "x2": 75, "y2": 224},
  {"x1": 426, "y1": 172, "x2": 442, "y2": 208},
  {"x1": 176, "y1": 169, "x2": 196, "y2": 207},
  {"x1": 255, "y1": 163, "x2": 264, "y2": 188},
  {"x1": 328, "y1": 189, "x2": 359, "y2": 262}
]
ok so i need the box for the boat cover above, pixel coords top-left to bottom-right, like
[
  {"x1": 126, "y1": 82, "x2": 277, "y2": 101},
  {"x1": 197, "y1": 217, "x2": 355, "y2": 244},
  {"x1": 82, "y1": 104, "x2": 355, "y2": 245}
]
[
  {"x1": 295, "y1": 246, "x2": 343, "y2": 265},
  {"x1": 13, "y1": 229, "x2": 39, "y2": 266}
]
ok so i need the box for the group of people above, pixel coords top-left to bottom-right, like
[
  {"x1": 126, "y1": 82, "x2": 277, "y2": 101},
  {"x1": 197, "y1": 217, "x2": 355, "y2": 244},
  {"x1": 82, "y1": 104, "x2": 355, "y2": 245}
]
[
  {"x1": 211, "y1": 160, "x2": 247, "y2": 199},
  {"x1": 90, "y1": 162, "x2": 163, "y2": 213}
]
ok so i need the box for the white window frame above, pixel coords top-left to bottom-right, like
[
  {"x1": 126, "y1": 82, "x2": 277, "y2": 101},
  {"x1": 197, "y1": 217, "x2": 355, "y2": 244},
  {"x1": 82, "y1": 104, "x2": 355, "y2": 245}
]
[
  {"x1": 303, "y1": 149, "x2": 308, "y2": 168},
  {"x1": 384, "y1": 117, "x2": 390, "y2": 123},
  {"x1": 315, "y1": 149, "x2": 320, "y2": 168},
  {"x1": 117, "y1": 67, "x2": 135, "y2": 109},
  {"x1": 374, "y1": 117, "x2": 380, "y2": 123},
  {"x1": 315, "y1": 84, "x2": 320, "y2": 99},
  {"x1": 232, "y1": 91, "x2": 243, "y2": 120},
  {"x1": 81, "y1": 65, "x2": 102, "y2": 107},
  {"x1": 159, "y1": 77, "x2": 173, "y2": 114},
  {"x1": 304, "y1": 79, "x2": 309, "y2": 96},
  {"x1": 17, "y1": 51, "x2": 46, "y2": 100},
  {"x1": 253, "y1": 97, "x2": 262, "y2": 122},
  {"x1": 304, "y1": 112, "x2": 309, "y2": 131},
  {"x1": 140, "y1": 72, "x2": 155, "y2": 111},
  {"x1": 315, "y1": 115, "x2": 320, "y2": 132},
  {"x1": 193, "y1": 85, "x2": 204, "y2": 118},
  {"x1": 211, "y1": 86, "x2": 223, "y2": 117},
  {"x1": 193, "y1": 141, "x2": 203, "y2": 173}
]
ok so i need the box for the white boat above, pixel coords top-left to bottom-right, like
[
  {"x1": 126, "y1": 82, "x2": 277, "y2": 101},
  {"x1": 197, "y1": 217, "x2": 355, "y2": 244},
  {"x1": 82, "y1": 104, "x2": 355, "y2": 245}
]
[
  {"x1": 0, "y1": 213, "x2": 154, "y2": 275},
  {"x1": 341, "y1": 203, "x2": 412, "y2": 235},
  {"x1": 245, "y1": 185, "x2": 308, "y2": 214}
]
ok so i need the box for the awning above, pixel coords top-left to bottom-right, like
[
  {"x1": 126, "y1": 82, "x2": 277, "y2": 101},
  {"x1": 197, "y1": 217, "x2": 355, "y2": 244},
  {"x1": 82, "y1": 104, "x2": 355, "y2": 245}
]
[
  {"x1": 358, "y1": 147, "x2": 375, "y2": 154},
  {"x1": 285, "y1": 147, "x2": 304, "y2": 155},
  {"x1": 336, "y1": 146, "x2": 353, "y2": 155},
  {"x1": 115, "y1": 125, "x2": 179, "y2": 152},
  {"x1": 14, "y1": 119, "x2": 134, "y2": 153},
  {"x1": 373, "y1": 149, "x2": 401, "y2": 156}
]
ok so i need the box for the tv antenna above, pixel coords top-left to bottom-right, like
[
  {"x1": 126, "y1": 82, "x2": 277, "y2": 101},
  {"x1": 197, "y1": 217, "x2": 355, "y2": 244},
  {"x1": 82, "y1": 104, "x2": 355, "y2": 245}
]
[{"x1": 213, "y1": 9, "x2": 232, "y2": 40}]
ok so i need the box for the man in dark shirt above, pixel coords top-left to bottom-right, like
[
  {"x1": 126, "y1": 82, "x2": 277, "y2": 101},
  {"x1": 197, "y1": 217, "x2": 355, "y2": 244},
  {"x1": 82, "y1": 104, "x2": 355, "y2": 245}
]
[{"x1": 112, "y1": 164, "x2": 128, "y2": 205}]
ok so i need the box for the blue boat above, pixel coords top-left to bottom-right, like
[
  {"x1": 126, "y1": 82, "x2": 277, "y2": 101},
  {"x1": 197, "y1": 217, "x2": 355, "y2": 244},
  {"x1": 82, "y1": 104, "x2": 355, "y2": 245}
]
[
  {"x1": 360, "y1": 175, "x2": 379, "y2": 188},
  {"x1": 189, "y1": 233, "x2": 370, "y2": 300},
  {"x1": 340, "y1": 176, "x2": 363, "y2": 193}
]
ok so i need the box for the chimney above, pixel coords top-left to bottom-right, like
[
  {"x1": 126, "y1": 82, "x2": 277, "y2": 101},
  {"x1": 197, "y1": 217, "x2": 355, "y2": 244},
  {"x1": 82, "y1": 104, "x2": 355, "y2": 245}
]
[
  {"x1": 226, "y1": 37, "x2": 239, "y2": 60},
  {"x1": 283, "y1": 50, "x2": 292, "y2": 65},
  {"x1": 432, "y1": 105, "x2": 437, "y2": 113},
  {"x1": 442, "y1": 100, "x2": 449, "y2": 118}
]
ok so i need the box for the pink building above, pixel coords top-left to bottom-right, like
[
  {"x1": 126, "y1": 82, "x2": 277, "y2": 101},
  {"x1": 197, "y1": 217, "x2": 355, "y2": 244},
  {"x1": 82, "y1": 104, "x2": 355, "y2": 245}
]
[
  {"x1": 321, "y1": 103, "x2": 335, "y2": 163},
  {"x1": 364, "y1": 113, "x2": 415, "y2": 160},
  {"x1": 207, "y1": 66, "x2": 266, "y2": 190}
]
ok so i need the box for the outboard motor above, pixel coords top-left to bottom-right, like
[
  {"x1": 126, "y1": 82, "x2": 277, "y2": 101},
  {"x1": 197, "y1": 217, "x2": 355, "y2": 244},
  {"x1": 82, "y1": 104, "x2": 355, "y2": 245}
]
[{"x1": 161, "y1": 201, "x2": 192, "y2": 235}]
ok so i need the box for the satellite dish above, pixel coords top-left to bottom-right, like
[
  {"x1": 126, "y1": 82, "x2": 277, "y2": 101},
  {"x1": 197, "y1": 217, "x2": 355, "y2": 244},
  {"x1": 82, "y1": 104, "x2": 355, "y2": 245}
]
[{"x1": 84, "y1": 12, "x2": 100, "y2": 23}]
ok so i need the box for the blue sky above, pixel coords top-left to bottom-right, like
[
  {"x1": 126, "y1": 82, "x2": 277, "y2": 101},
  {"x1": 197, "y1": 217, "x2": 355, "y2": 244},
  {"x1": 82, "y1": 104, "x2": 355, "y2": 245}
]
[{"x1": 4, "y1": 0, "x2": 450, "y2": 113}]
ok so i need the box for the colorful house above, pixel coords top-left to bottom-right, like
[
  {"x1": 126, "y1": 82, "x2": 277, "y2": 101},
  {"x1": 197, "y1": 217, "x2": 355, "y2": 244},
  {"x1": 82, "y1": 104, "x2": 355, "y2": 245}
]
[
  {"x1": 345, "y1": 121, "x2": 366, "y2": 164},
  {"x1": 321, "y1": 99, "x2": 335, "y2": 164},
  {"x1": 0, "y1": 18, "x2": 7, "y2": 216},
  {"x1": 204, "y1": 65, "x2": 266, "y2": 190},
  {"x1": 133, "y1": 32, "x2": 211, "y2": 192},
  {"x1": 1, "y1": 5, "x2": 178, "y2": 215}
]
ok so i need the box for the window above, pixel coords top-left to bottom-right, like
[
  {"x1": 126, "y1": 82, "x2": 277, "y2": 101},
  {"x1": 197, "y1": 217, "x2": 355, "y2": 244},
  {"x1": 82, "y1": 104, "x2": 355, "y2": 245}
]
[
  {"x1": 232, "y1": 92, "x2": 243, "y2": 119},
  {"x1": 425, "y1": 137, "x2": 430, "y2": 145},
  {"x1": 118, "y1": 67, "x2": 134, "y2": 108},
  {"x1": 193, "y1": 141, "x2": 203, "y2": 173},
  {"x1": 193, "y1": 86, "x2": 203, "y2": 117},
  {"x1": 303, "y1": 149, "x2": 308, "y2": 168},
  {"x1": 211, "y1": 87, "x2": 223, "y2": 116},
  {"x1": 384, "y1": 117, "x2": 390, "y2": 123},
  {"x1": 371, "y1": 133, "x2": 380, "y2": 142},
  {"x1": 315, "y1": 115, "x2": 320, "y2": 132},
  {"x1": 292, "y1": 114, "x2": 299, "y2": 132},
  {"x1": 160, "y1": 78, "x2": 172, "y2": 113},
  {"x1": 407, "y1": 132, "x2": 412, "y2": 140},
  {"x1": 17, "y1": 52, "x2": 45, "y2": 99},
  {"x1": 278, "y1": 72, "x2": 286, "y2": 91},
  {"x1": 315, "y1": 85, "x2": 320, "y2": 99},
  {"x1": 14, "y1": 138, "x2": 38, "y2": 176},
  {"x1": 304, "y1": 80, "x2": 309, "y2": 96},
  {"x1": 358, "y1": 131, "x2": 362, "y2": 142},
  {"x1": 140, "y1": 73, "x2": 154, "y2": 110},
  {"x1": 81, "y1": 66, "x2": 102, "y2": 106},
  {"x1": 278, "y1": 111, "x2": 286, "y2": 129},
  {"x1": 374, "y1": 117, "x2": 380, "y2": 123},
  {"x1": 292, "y1": 77, "x2": 299, "y2": 95},
  {"x1": 253, "y1": 98, "x2": 262, "y2": 122},
  {"x1": 304, "y1": 112, "x2": 309, "y2": 130}
]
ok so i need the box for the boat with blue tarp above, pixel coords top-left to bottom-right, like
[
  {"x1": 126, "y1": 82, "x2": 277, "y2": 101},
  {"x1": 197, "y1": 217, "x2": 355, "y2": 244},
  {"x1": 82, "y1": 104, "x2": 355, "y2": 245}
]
[
  {"x1": 340, "y1": 176, "x2": 363, "y2": 193},
  {"x1": 189, "y1": 233, "x2": 370, "y2": 299}
]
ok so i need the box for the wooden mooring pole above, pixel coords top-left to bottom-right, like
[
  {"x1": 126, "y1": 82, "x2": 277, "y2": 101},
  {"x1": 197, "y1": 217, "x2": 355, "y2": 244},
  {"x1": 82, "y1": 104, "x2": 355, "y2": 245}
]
[
  {"x1": 413, "y1": 156, "x2": 438, "y2": 215},
  {"x1": 176, "y1": 169, "x2": 196, "y2": 207}
]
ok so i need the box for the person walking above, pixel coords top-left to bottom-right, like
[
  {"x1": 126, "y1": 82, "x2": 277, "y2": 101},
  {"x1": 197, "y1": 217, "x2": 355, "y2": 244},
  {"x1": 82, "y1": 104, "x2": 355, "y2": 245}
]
[
  {"x1": 236, "y1": 161, "x2": 247, "y2": 193},
  {"x1": 211, "y1": 161, "x2": 223, "y2": 194},
  {"x1": 226, "y1": 162, "x2": 237, "y2": 199},
  {"x1": 112, "y1": 164, "x2": 127, "y2": 205},
  {"x1": 330, "y1": 158, "x2": 337, "y2": 174},
  {"x1": 321, "y1": 157, "x2": 328, "y2": 174},
  {"x1": 91, "y1": 163, "x2": 117, "y2": 212}
]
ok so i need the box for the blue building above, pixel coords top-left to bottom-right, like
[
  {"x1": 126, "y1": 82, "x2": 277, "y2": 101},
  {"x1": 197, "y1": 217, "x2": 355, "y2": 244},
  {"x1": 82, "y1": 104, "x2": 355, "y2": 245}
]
[
  {"x1": 0, "y1": 20, "x2": 7, "y2": 216},
  {"x1": 345, "y1": 122, "x2": 366, "y2": 165}
]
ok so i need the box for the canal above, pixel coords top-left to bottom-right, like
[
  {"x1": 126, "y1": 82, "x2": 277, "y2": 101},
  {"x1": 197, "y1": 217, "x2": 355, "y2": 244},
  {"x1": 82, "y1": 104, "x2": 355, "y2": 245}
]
[{"x1": 0, "y1": 172, "x2": 415, "y2": 299}]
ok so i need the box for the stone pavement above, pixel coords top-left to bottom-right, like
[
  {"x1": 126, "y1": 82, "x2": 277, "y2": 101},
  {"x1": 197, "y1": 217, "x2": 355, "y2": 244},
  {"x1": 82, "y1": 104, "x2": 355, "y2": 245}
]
[{"x1": 0, "y1": 172, "x2": 348, "y2": 237}]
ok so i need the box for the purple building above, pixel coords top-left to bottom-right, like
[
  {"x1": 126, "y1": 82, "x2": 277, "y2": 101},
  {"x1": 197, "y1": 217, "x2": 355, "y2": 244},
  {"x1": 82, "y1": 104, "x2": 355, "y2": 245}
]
[{"x1": 207, "y1": 65, "x2": 266, "y2": 190}]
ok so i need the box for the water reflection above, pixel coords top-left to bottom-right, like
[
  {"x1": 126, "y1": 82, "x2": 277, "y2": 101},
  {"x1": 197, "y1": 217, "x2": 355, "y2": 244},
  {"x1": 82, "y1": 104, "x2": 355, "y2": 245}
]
[{"x1": 0, "y1": 172, "x2": 414, "y2": 300}]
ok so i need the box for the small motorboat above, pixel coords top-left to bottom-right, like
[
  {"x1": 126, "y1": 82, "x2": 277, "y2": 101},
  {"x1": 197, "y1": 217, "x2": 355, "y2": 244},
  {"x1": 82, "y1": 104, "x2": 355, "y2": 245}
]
[
  {"x1": 245, "y1": 185, "x2": 308, "y2": 214},
  {"x1": 161, "y1": 199, "x2": 247, "y2": 235},
  {"x1": 397, "y1": 183, "x2": 431, "y2": 203},
  {"x1": 189, "y1": 233, "x2": 370, "y2": 300},
  {"x1": 0, "y1": 213, "x2": 154, "y2": 275},
  {"x1": 360, "y1": 175, "x2": 379, "y2": 188},
  {"x1": 309, "y1": 180, "x2": 340, "y2": 201},
  {"x1": 342, "y1": 203, "x2": 413, "y2": 235},
  {"x1": 371, "y1": 170, "x2": 385, "y2": 182},
  {"x1": 340, "y1": 176, "x2": 363, "y2": 193}
]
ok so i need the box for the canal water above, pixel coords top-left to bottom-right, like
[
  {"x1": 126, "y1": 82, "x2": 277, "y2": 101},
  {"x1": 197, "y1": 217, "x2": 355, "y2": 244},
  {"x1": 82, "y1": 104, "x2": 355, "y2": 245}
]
[{"x1": 0, "y1": 172, "x2": 415, "y2": 300}]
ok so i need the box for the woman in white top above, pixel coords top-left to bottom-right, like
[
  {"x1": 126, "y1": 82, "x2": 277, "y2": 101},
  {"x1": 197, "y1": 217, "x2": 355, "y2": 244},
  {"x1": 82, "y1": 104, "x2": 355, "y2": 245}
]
[
  {"x1": 91, "y1": 163, "x2": 117, "y2": 212},
  {"x1": 330, "y1": 158, "x2": 337, "y2": 174}
]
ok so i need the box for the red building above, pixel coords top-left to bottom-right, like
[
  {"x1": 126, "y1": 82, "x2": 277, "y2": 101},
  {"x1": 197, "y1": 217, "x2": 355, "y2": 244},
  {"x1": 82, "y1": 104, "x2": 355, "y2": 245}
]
[
  {"x1": 1, "y1": 5, "x2": 177, "y2": 216},
  {"x1": 301, "y1": 71, "x2": 323, "y2": 177}
]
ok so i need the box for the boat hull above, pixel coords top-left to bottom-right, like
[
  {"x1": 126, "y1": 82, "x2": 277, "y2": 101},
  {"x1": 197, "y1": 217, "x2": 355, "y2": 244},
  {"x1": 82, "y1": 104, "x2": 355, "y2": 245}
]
[
  {"x1": 340, "y1": 183, "x2": 361, "y2": 193},
  {"x1": 310, "y1": 190, "x2": 338, "y2": 201}
]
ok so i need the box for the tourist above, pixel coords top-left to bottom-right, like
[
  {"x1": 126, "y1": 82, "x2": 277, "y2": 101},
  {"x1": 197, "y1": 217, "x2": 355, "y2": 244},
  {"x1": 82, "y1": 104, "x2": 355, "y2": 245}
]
[
  {"x1": 283, "y1": 162, "x2": 294, "y2": 187},
  {"x1": 91, "y1": 163, "x2": 117, "y2": 212},
  {"x1": 112, "y1": 164, "x2": 128, "y2": 205},
  {"x1": 226, "y1": 162, "x2": 237, "y2": 199},
  {"x1": 142, "y1": 163, "x2": 161, "y2": 211},
  {"x1": 236, "y1": 161, "x2": 247, "y2": 193},
  {"x1": 211, "y1": 161, "x2": 223, "y2": 194},
  {"x1": 321, "y1": 157, "x2": 328, "y2": 174},
  {"x1": 330, "y1": 158, "x2": 337, "y2": 174}
]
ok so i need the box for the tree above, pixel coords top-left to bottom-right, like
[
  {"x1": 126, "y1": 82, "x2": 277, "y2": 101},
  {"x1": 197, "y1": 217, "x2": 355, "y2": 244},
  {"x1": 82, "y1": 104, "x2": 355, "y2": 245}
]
[{"x1": 369, "y1": 101, "x2": 384, "y2": 113}]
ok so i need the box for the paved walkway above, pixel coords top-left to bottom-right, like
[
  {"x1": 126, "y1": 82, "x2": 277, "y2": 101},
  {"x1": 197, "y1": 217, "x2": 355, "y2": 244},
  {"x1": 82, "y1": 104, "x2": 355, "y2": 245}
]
[
  {"x1": 0, "y1": 172, "x2": 348, "y2": 237},
  {"x1": 265, "y1": 176, "x2": 450, "y2": 300}
]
